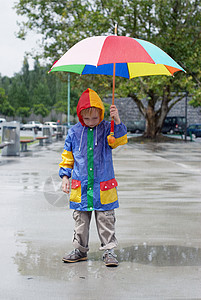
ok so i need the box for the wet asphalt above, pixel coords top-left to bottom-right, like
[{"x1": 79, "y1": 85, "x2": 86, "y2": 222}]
[{"x1": 0, "y1": 135, "x2": 201, "y2": 299}]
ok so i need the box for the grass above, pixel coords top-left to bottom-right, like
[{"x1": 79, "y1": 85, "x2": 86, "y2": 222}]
[{"x1": 0, "y1": 136, "x2": 38, "y2": 153}]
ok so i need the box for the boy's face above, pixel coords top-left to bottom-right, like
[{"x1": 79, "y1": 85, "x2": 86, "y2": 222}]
[{"x1": 82, "y1": 109, "x2": 101, "y2": 128}]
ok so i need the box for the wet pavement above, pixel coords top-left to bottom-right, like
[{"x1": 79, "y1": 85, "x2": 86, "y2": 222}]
[{"x1": 0, "y1": 139, "x2": 201, "y2": 299}]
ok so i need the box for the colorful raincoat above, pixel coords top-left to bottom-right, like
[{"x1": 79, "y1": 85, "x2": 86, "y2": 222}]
[{"x1": 59, "y1": 88, "x2": 127, "y2": 211}]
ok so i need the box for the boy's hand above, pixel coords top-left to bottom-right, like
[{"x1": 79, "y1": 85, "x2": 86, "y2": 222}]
[
  {"x1": 110, "y1": 105, "x2": 121, "y2": 125},
  {"x1": 62, "y1": 176, "x2": 70, "y2": 194}
]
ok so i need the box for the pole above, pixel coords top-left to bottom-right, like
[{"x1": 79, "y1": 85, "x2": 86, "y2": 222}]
[
  {"x1": 184, "y1": 90, "x2": 188, "y2": 142},
  {"x1": 68, "y1": 73, "x2": 70, "y2": 126},
  {"x1": 109, "y1": 23, "x2": 118, "y2": 144},
  {"x1": 112, "y1": 23, "x2": 118, "y2": 106}
]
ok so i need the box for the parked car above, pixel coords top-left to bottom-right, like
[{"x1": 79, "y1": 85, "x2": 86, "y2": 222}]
[
  {"x1": 44, "y1": 121, "x2": 57, "y2": 131},
  {"x1": 22, "y1": 121, "x2": 43, "y2": 131},
  {"x1": 0, "y1": 118, "x2": 6, "y2": 130},
  {"x1": 0, "y1": 118, "x2": 6, "y2": 124},
  {"x1": 162, "y1": 116, "x2": 186, "y2": 134},
  {"x1": 11, "y1": 121, "x2": 24, "y2": 130},
  {"x1": 186, "y1": 124, "x2": 201, "y2": 138},
  {"x1": 126, "y1": 120, "x2": 145, "y2": 133}
]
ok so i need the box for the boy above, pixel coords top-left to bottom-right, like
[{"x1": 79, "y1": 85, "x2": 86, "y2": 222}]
[{"x1": 59, "y1": 88, "x2": 127, "y2": 267}]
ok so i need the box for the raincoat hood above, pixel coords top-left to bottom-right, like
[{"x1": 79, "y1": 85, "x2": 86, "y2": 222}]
[{"x1": 77, "y1": 88, "x2": 105, "y2": 126}]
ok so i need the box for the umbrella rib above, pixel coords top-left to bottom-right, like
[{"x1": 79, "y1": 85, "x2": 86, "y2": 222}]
[{"x1": 125, "y1": 63, "x2": 130, "y2": 79}]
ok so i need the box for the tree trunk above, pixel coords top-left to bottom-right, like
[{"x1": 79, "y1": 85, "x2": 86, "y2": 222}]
[
  {"x1": 144, "y1": 105, "x2": 157, "y2": 138},
  {"x1": 143, "y1": 100, "x2": 170, "y2": 138},
  {"x1": 129, "y1": 88, "x2": 171, "y2": 138}
]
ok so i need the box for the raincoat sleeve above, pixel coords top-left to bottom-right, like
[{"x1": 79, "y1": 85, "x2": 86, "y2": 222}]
[
  {"x1": 107, "y1": 122, "x2": 128, "y2": 149},
  {"x1": 59, "y1": 132, "x2": 74, "y2": 178}
]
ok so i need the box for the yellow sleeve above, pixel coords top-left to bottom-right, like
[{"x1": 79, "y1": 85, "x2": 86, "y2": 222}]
[
  {"x1": 59, "y1": 150, "x2": 74, "y2": 169},
  {"x1": 107, "y1": 134, "x2": 128, "y2": 149}
]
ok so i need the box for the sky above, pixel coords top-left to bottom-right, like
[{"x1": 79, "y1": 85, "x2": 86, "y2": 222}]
[{"x1": 0, "y1": 0, "x2": 41, "y2": 77}]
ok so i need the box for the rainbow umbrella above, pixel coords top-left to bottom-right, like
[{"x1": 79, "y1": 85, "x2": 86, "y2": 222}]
[{"x1": 50, "y1": 35, "x2": 185, "y2": 142}]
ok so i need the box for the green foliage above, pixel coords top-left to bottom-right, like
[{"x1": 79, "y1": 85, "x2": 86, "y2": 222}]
[
  {"x1": 103, "y1": 102, "x2": 110, "y2": 120},
  {"x1": 0, "y1": 58, "x2": 77, "y2": 119},
  {"x1": 54, "y1": 100, "x2": 67, "y2": 114},
  {"x1": 33, "y1": 104, "x2": 49, "y2": 118},
  {"x1": 189, "y1": 90, "x2": 201, "y2": 107},
  {"x1": 16, "y1": 106, "x2": 31, "y2": 123},
  {"x1": 0, "y1": 87, "x2": 7, "y2": 104},
  {"x1": 1, "y1": 101, "x2": 15, "y2": 117},
  {"x1": 17, "y1": 106, "x2": 31, "y2": 118},
  {"x1": 0, "y1": 87, "x2": 15, "y2": 117}
]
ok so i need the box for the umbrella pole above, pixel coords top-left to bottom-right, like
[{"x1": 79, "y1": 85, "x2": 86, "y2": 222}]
[
  {"x1": 108, "y1": 24, "x2": 117, "y2": 144},
  {"x1": 112, "y1": 63, "x2": 116, "y2": 106},
  {"x1": 112, "y1": 23, "x2": 117, "y2": 106},
  {"x1": 110, "y1": 63, "x2": 116, "y2": 139}
]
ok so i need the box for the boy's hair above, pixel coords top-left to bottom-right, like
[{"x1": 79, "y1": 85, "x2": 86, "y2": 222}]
[{"x1": 80, "y1": 107, "x2": 102, "y2": 117}]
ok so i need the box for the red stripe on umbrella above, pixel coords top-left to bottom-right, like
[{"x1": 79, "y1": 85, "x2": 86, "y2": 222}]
[{"x1": 97, "y1": 36, "x2": 155, "y2": 65}]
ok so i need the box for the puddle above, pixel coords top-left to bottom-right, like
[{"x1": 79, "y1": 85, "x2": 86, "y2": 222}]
[
  {"x1": 0, "y1": 159, "x2": 19, "y2": 166},
  {"x1": 116, "y1": 245, "x2": 201, "y2": 266},
  {"x1": 13, "y1": 242, "x2": 201, "y2": 281}
]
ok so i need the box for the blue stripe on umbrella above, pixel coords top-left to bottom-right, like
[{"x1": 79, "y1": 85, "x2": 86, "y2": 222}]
[{"x1": 82, "y1": 63, "x2": 130, "y2": 78}]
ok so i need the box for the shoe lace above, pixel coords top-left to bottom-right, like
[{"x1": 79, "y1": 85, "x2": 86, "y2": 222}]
[
  {"x1": 70, "y1": 249, "x2": 80, "y2": 256},
  {"x1": 103, "y1": 249, "x2": 117, "y2": 259}
]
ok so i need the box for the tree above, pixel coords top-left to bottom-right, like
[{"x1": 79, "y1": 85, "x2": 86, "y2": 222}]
[
  {"x1": 54, "y1": 82, "x2": 80, "y2": 118},
  {"x1": 1, "y1": 101, "x2": 15, "y2": 117},
  {"x1": 0, "y1": 87, "x2": 15, "y2": 117},
  {"x1": 33, "y1": 104, "x2": 49, "y2": 122},
  {"x1": 0, "y1": 88, "x2": 7, "y2": 112},
  {"x1": 17, "y1": 107, "x2": 31, "y2": 123},
  {"x1": 1, "y1": 60, "x2": 68, "y2": 119},
  {"x1": 15, "y1": 0, "x2": 201, "y2": 137},
  {"x1": 32, "y1": 81, "x2": 51, "y2": 107},
  {"x1": 7, "y1": 73, "x2": 30, "y2": 109},
  {"x1": 22, "y1": 56, "x2": 30, "y2": 90}
]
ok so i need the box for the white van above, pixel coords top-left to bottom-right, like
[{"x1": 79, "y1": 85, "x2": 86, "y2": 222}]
[{"x1": 44, "y1": 121, "x2": 57, "y2": 131}]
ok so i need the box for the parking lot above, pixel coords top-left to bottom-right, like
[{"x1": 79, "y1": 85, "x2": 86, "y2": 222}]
[{"x1": 0, "y1": 137, "x2": 201, "y2": 299}]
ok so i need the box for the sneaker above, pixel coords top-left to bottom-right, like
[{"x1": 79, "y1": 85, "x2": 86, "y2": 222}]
[
  {"x1": 103, "y1": 249, "x2": 118, "y2": 267},
  {"x1": 62, "y1": 249, "x2": 87, "y2": 263}
]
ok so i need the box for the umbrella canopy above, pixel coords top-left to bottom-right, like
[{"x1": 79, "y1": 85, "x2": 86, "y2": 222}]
[
  {"x1": 50, "y1": 35, "x2": 185, "y2": 78},
  {"x1": 50, "y1": 35, "x2": 185, "y2": 143}
]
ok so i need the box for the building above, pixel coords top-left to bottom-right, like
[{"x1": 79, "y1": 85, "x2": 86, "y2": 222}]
[{"x1": 104, "y1": 95, "x2": 201, "y2": 126}]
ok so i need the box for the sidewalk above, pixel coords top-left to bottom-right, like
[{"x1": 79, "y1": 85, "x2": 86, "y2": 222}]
[{"x1": 0, "y1": 140, "x2": 201, "y2": 299}]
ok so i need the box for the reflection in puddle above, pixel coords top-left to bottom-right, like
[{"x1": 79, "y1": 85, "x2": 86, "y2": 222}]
[
  {"x1": 117, "y1": 245, "x2": 201, "y2": 266},
  {"x1": 21, "y1": 172, "x2": 40, "y2": 191},
  {"x1": 0, "y1": 159, "x2": 19, "y2": 166},
  {"x1": 13, "y1": 241, "x2": 201, "y2": 280}
]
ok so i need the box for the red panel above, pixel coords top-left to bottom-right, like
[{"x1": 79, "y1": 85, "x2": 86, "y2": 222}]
[
  {"x1": 100, "y1": 178, "x2": 118, "y2": 191},
  {"x1": 71, "y1": 179, "x2": 81, "y2": 189},
  {"x1": 97, "y1": 36, "x2": 155, "y2": 65},
  {"x1": 77, "y1": 89, "x2": 91, "y2": 111},
  {"x1": 76, "y1": 88, "x2": 91, "y2": 125}
]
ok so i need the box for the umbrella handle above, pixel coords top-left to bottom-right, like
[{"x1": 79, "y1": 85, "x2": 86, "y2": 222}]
[
  {"x1": 108, "y1": 119, "x2": 115, "y2": 144},
  {"x1": 111, "y1": 119, "x2": 114, "y2": 134}
]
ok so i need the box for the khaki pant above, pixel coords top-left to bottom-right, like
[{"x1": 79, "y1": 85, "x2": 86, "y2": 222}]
[{"x1": 72, "y1": 209, "x2": 118, "y2": 253}]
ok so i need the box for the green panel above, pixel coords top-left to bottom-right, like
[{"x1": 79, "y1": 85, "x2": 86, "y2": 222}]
[
  {"x1": 87, "y1": 128, "x2": 94, "y2": 211},
  {"x1": 50, "y1": 65, "x2": 85, "y2": 74}
]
